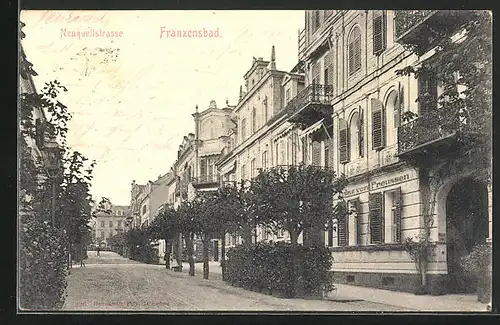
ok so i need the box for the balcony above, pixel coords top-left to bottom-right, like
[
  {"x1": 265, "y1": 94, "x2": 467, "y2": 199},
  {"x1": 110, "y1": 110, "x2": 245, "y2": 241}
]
[
  {"x1": 395, "y1": 10, "x2": 470, "y2": 55},
  {"x1": 397, "y1": 113, "x2": 461, "y2": 163},
  {"x1": 286, "y1": 84, "x2": 333, "y2": 128},
  {"x1": 191, "y1": 174, "x2": 219, "y2": 189}
]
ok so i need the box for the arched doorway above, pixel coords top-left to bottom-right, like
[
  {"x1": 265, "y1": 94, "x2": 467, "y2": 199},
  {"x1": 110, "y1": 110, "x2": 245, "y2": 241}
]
[{"x1": 446, "y1": 178, "x2": 489, "y2": 294}]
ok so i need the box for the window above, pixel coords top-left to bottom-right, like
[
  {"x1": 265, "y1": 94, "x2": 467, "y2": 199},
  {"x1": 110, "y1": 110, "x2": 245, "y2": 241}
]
[
  {"x1": 285, "y1": 89, "x2": 291, "y2": 105},
  {"x1": 109, "y1": 220, "x2": 113, "y2": 228},
  {"x1": 313, "y1": 10, "x2": 320, "y2": 32},
  {"x1": 385, "y1": 90, "x2": 400, "y2": 146},
  {"x1": 349, "y1": 112, "x2": 360, "y2": 160},
  {"x1": 312, "y1": 60, "x2": 320, "y2": 85},
  {"x1": 252, "y1": 107, "x2": 257, "y2": 133},
  {"x1": 369, "y1": 192, "x2": 384, "y2": 244},
  {"x1": 324, "y1": 50, "x2": 335, "y2": 88},
  {"x1": 311, "y1": 140, "x2": 321, "y2": 166},
  {"x1": 100, "y1": 221, "x2": 105, "y2": 227},
  {"x1": 384, "y1": 188, "x2": 402, "y2": 243},
  {"x1": 339, "y1": 118, "x2": 349, "y2": 163},
  {"x1": 100, "y1": 231, "x2": 105, "y2": 239},
  {"x1": 348, "y1": 26, "x2": 362, "y2": 75},
  {"x1": 241, "y1": 164, "x2": 247, "y2": 180},
  {"x1": 418, "y1": 72, "x2": 437, "y2": 116},
  {"x1": 262, "y1": 227, "x2": 269, "y2": 241},
  {"x1": 241, "y1": 118, "x2": 247, "y2": 141},
  {"x1": 262, "y1": 151, "x2": 268, "y2": 169},
  {"x1": 371, "y1": 98, "x2": 386, "y2": 150},
  {"x1": 142, "y1": 205, "x2": 147, "y2": 215},
  {"x1": 373, "y1": 11, "x2": 387, "y2": 55},
  {"x1": 277, "y1": 228, "x2": 285, "y2": 238},
  {"x1": 250, "y1": 158, "x2": 256, "y2": 179},
  {"x1": 337, "y1": 201, "x2": 348, "y2": 247},
  {"x1": 279, "y1": 139, "x2": 286, "y2": 165},
  {"x1": 348, "y1": 198, "x2": 362, "y2": 246}
]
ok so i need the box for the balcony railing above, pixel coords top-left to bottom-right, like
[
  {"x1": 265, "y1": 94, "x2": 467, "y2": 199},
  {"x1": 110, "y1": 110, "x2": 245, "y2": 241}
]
[
  {"x1": 395, "y1": 10, "x2": 436, "y2": 40},
  {"x1": 397, "y1": 113, "x2": 460, "y2": 156},
  {"x1": 192, "y1": 174, "x2": 219, "y2": 187},
  {"x1": 286, "y1": 84, "x2": 334, "y2": 118}
]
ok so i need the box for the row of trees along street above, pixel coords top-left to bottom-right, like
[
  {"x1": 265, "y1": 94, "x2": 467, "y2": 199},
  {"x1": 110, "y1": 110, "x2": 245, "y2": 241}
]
[
  {"x1": 114, "y1": 165, "x2": 348, "y2": 289},
  {"x1": 19, "y1": 21, "x2": 97, "y2": 310}
]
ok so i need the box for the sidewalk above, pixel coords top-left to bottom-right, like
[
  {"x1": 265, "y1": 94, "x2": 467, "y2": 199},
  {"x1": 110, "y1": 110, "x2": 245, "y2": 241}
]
[
  {"x1": 327, "y1": 284, "x2": 488, "y2": 312},
  {"x1": 176, "y1": 261, "x2": 486, "y2": 311}
]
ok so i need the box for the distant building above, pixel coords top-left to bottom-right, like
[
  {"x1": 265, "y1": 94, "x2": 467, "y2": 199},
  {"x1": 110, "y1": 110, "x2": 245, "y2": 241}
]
[{"x1": 92, "y1": 201, "x2": 130, "y2": 247}]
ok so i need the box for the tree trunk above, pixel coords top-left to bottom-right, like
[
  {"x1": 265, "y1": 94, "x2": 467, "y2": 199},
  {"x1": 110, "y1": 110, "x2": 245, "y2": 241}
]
[
  {"x1": 165, "y1": 239, "x2": 171, "y2": 269},
  {"x1": 203, "y1": 233, "x2": 210, "y2": 279},
  {"x1": 420, "y1": 259, "x2": 428, "y2": 290},
  {"x1": 175, "y1": 232, "x2": 182, "y2": 269},
  {"x1": 289, "y1": 228, "x2": 299, "y2": 246},
  {"x1": 221, "y1": 233, "x2": 226, "y2": 281},
  {"x1": 186, "y1": 234, "x2": 195, "y2": 276},
  {"x1": 242, "y1": 223, "x2": 252, "y2": 245}
]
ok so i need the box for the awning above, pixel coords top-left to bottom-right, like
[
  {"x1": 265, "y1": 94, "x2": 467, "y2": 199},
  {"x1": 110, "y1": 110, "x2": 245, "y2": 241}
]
[
  {"x1": 219, "y1": 159, "x2": 237, "y2": 175},
  {"x1": 300, "y1": 119, "x2": 325, "y2": 137},
  {"x1": 275, "y1": 124, "x2": 295, "y2": 141}
]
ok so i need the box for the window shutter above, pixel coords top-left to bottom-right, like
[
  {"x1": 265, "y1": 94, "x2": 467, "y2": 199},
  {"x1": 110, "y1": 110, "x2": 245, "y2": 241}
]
[
  {"x1": 338, "y1": 202, "x2": 349, "y2": 247},
  {"x1": 358, "y1": 109, "x2": 364, "y2": 157},
  {"x1": 354, "y1": 37, "x2": 361, "y2": 71},
  {"x1": 312, "y1": 60, "x2": 321, "y2": 84},
  {"x1": 200, "y1": 157, "x2": 207, "y2": 178},
  {"x1": 312, "y1": 140, "x2": 321, "y2": 166},
  {"x1": 339, "y1": 119, "x2": 348, "y2": 163},
  {"x1": 393, "y1": 187, "x2": 402, "y2": 243},
  {"x1": 418, "y1": 73, "x2": 437, "y2": 117},
  {"x1": 369, "y1": 192, "x2": 384, "y2": 244},
  {"x1": 348, "y1": 41, "x2": 354, "y2": 75},
  {"x1": 373, "y1": 11, "x2": 387, "y2": 55},
  {"x1": 327, "y1": 219, "x2": 334, "y2": 247},
  {"x1": 371, "y1": 98, "x2": 386, "y2": 150}
]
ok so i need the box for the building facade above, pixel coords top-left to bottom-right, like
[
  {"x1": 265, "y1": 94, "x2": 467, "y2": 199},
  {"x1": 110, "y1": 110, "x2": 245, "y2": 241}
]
[
  {"x1": 92, "y1": 202, "x2": 130, "y2": 248},
  {"x1": 296, "y1": 9, "x2": 491, "y2": 294}
]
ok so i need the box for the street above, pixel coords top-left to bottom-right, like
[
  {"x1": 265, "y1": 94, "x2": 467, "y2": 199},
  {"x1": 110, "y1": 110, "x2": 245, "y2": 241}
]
[{"x1": 63, "y1": 251, "x2": 411, "y2": 311}]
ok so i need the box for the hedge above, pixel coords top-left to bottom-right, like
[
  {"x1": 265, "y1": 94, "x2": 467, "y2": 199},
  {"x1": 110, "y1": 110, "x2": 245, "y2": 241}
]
[
  {"x1": 19, "y1": 213, "x2": 69, "y2": 310},
  {"x1": 225, "y1": 242, "x2": 335, "y2": 298}
]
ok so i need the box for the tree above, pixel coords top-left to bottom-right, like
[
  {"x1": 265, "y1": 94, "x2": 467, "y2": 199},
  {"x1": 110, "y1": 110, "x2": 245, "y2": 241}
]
[
  {"x1": 149, "y1": 207, "x2": 179, "y2": 269},
  {"x1": 176, "y1": 200, "x2": 203, "y2": 276},
  {"x1": 252, "y1": 164, "x2": 347, "y2": 246},
  {"x1": 19, "y1": 20, "x2": 96, "y2": 309},
  {"x1": 396, "y1": 10, "x2": 492, "y2": 294}
]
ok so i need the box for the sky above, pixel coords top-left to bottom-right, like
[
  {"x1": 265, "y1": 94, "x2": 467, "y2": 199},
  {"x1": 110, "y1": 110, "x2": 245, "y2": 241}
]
[{"x1": 20, "y1": 10, "x2": 305, "y2": 205}]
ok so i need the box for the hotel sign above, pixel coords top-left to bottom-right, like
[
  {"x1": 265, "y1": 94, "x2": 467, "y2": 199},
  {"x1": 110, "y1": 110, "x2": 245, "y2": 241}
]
[{"x1": 344, "y1": 173, "x2": 411, "y2": 197}]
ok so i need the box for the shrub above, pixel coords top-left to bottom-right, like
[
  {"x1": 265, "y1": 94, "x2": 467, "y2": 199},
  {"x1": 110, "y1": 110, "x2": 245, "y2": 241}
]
[
  {"x1": 225, "y1": 242, "x2": 334, "y2": 298},
  {"x1": 19, "y1": 213, "x2": 69, "y2": 310},
  {"x1": 460, "y1": 243, "x2": 492, "y2": 302}
]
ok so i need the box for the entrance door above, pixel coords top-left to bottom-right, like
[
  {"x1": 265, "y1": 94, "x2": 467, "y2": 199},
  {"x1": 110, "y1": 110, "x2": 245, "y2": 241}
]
[
  {"x1": 446, "y1": 178, "x2": 489, "y2": 294},
  {"x1": 213, "y1": 240, "x2": 219, "y2": 261}
]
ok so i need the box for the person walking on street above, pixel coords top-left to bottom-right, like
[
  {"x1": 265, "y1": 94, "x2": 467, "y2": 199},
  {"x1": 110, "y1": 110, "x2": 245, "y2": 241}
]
[
  {"x1": 97, "y1": 245, "x2": 101, "y2": 257},
  {"x1": 80, "y1": 247, "x2": 87, "y2": 268}
]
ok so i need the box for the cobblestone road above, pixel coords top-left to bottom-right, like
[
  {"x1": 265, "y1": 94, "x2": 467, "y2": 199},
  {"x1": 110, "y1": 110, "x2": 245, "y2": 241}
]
[{"x1": 62, "y1": 251, "x2": 413, "y2": 311}]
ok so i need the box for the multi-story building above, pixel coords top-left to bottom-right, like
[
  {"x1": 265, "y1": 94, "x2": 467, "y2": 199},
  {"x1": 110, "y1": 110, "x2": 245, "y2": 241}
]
[
  {"x1": 217, "y1": 46, "x2": 322, "y2": 248},
  {"x1": 92, "y1": 201, "x2": 130, "y2": 247},
  {"x1": 293, "y1": 10, "x2": 491, "y2": 295}
]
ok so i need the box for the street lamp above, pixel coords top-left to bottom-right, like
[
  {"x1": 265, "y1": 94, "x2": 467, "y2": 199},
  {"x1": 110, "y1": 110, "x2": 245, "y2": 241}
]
[{"x1": 42, "y1": 144, "x2": 62, "y2": 227}]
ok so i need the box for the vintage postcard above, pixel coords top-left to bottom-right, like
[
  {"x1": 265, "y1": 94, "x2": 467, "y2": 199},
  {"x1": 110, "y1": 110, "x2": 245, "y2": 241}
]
[{"x1": 18, "y1": 10, "x2": 492, "y2": 312}]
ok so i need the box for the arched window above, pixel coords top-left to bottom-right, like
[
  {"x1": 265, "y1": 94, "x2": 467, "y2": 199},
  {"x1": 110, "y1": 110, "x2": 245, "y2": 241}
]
[
  {"x1": 241, "y1": 118, "x2": 247, "y2": 141},
  {"x1": 348, "y1": 26, "x2": 362, "y2": 75},
  {"x1": 385, "y1": 90, "x2": 399, "y2": 146}
]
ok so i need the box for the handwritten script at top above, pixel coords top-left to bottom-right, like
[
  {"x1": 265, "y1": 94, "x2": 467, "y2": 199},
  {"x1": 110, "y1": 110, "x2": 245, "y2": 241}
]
[{"x1": 36, "y1": 11, "x2": 109, "y2": 26}]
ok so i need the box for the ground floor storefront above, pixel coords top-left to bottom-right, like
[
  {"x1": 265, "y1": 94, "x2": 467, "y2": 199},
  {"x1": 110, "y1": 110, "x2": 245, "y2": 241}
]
[{"x1": 330, "y1": 163, "x2": 492, "y2": 299}]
